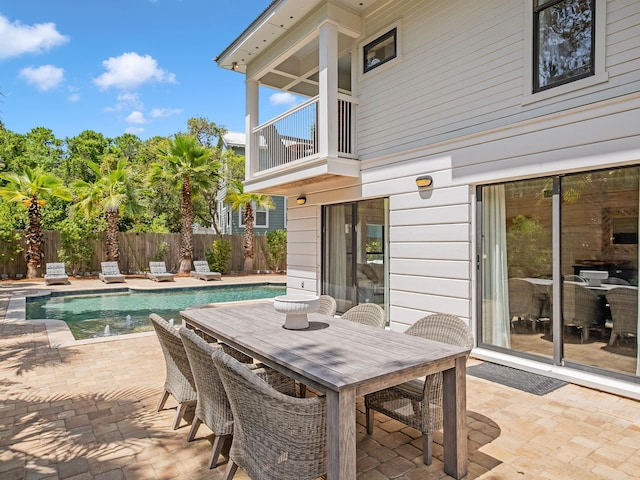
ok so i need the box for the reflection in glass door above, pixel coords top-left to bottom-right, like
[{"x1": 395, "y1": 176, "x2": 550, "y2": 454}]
[
  {"x1": 479, "y1": 167, "x2": 640, "y2": 379},
  {"x1": 561, "y1": 169, "x2": 639, "y2": 375},
  {"x1": 480, "y1": 179, "x2": 554, "y2": 359},
  {"x1": 323, "y1": 199, "x2": 388, "y2": 314}
]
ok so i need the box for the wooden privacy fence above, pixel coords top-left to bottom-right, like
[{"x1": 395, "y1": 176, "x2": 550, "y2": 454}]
[{"x1": 0, "y1": 231, "x2": 271, "y2": 277}]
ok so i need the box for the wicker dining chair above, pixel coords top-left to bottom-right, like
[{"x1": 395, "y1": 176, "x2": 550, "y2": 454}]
[
  {"x1": 341, "y1": 303, "x2": 386, "y2": 328},
  {"x1": 150, "y1": 313, "x2": 197, "y2": 430},
  {"x1": 508, "y1": 278, "x2": 543, "y2": 333},
  {"x1": 562, "y1": 282, "x2": 600, "y2": 342},
  {"x1": 317, "y1": 295, "x2": 337, "y2": 316},
  {"x1": 212, "y1": 349, "x2": 327, "y2": 480},
  {"x1": 364, "y1": 313, "x2": 474, "y2": 465},
  {"x1": 606, "y1": 287, "x2": 638, "y2": 346},
  {"x1": 178, "y1": 327, "x2": 297, "y2": 469}
]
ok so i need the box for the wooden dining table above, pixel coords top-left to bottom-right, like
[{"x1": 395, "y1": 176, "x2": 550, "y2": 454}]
[{"x1": 180, "y1": 301, "x2": 470, "y2": 480}]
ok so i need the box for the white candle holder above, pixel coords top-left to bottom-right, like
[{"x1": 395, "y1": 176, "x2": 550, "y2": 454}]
[{"x1": 273, "y1": 294, "x2": 320, "y2": 329}]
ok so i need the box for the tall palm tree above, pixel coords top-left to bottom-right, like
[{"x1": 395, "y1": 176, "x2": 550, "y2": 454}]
[
  {"x1": 149, "y1": 134, "x2": 220, "y2": 273},
  {"x1": 72, "y1": 159, "x2": 141, "y2": 262},
  {"x1": 0, "y1": 166, "x2": 72, "y2": 278},
  {"x1": 226, "y1": 180, "x2": 274, "y2": 272}
]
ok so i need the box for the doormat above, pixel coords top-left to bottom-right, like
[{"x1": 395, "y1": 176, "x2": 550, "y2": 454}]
[{"x1": 467, "y1": 363, "x2": 567, "y2": 395}]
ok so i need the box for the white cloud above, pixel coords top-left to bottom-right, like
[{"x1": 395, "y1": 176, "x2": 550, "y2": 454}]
[
  {"x1": 0, "y1": 15, "x2": 69, "y2": 59},
  {"x1": 269, "y1": 92, "x2": 297, "y2": 107},
  {"x1": 126, "y1": 126, "x2": 145, "y2": 135},
  {"x1": 104, "y1": 92, "x2": 144, "y2": 113},
  {"x1": 67, "y1": 93, "x2": 80, "y2": 102},
  {"x1": 92, "y1": 52, "x2": 177, "y2": 90},
  {"x1": 126, "y1": 111, "x2": 147, "y2": 124},
  {"x1": 149, "y1": 107, "x2": 182, "y2": 118},
  {"x1": 19, "y1": 65, "x2": 64, "y2": 91}
]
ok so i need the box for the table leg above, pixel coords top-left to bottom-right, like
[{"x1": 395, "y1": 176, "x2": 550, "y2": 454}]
[
  {"x1": 442, "y1": 356, "x2": 468, "y2": 479},
  {"x1": 325, "y1": 388, "x2": 356, "y2": 480}
]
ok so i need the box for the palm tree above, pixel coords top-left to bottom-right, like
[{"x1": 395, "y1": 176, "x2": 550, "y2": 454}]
[
  {"x1": 72, "y1": 159, "x2": 141, "y2": 262},
  {"x1": 0, "y1": 167, "x2": 72, "y2": 278},
  {"x1": 226, "y1": 180, "x2": 274, "y2": 272},
  {"x1": 149, "y1": 134, "x2": 220, "y2": 273}
]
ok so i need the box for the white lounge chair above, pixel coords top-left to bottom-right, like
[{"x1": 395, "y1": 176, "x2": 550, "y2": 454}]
[
  {"x1": 99, "y1": 261, "x2": 126, "y2": 283},
  {"x1": 147, "y1": 262, "x2": 175, "y2": 282},
  {"x1": 44, "y1": 263, "x2": 70, "y2": 285},
  {"x1": 190, "y1": 261, "x2": 222, "y2": 281}
]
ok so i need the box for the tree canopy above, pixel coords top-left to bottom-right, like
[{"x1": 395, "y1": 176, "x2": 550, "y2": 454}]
[{"x1": 0, "y1": 118, "x2": 236, "y2": 274}]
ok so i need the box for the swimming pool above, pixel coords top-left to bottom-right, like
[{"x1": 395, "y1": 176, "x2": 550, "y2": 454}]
[{"x1": 26, "y1": 284, "x2": 286, "y2": 340}]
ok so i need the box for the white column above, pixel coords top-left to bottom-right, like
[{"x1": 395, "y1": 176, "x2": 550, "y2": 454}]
[
  {"x1": 318, "y1": 22, "x2": 339, "y2": 159},
  {"x1": 245, "y1": 79, "x2": 259, "y2": 179}
]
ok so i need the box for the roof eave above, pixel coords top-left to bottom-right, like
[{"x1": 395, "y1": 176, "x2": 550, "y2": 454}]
[{"x1": 214, "y1": 0, "x2": 285, "y2": 69}]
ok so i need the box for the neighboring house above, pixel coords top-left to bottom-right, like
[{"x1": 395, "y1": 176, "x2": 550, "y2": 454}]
[
  {"x1": 218, "y1": 132, "x2": 287, "y2": 235},
  {"x1": 215, "y1": 0, "x2": 640, "y2": 399}
]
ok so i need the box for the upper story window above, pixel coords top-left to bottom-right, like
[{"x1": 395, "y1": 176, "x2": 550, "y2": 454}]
[
  {"x1": 534, "y1": 0, "x2": 595, "y2": 92},
  {"x1": 363, "y1": 28, "x2": 397, "y2": 73}
]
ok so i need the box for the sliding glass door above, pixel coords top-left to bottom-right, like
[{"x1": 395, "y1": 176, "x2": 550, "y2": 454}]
[
  {"x1": 479, "y1": 167, "x2": 640, "y2": 379},
  {"x1": 323, "y1": 198, "x2": 388, "y2": 314}
]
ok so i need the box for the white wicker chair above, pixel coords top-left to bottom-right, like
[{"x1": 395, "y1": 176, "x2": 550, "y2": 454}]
[
  {"x1": 317, "y1": 295, "x2": 337, "y2": 316},
  {"x1": 178, "y1": 327, "x2": 297, "y2": 469},
  {"x1": 365, "y1": 313, "x2": 474, "y2": 465},
  {"x1": 341, "y1": 303, "x2": 386, "y2": 328},
  {"x1": 150, "y1": 314, "x2": 197, "y2": 430},
  {"x1": 212, "y1": 349, "x2": 327, "y2": 480},
  {"x1": 606, "y1": 287, "x2": 638, "y2": 346},
  {"x1": 508, "y1": 278, "x2": 544, "y2": 332},
  {"x1": 562, "y1": 282, "x2": 600, "y2": 342}
]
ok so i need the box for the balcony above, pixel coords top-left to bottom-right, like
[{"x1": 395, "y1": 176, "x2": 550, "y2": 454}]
[{"x1": 245, "y1": 94, "x2": 360, "y2": 195}]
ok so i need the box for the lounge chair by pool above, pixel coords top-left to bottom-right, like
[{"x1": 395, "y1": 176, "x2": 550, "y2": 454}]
[
  {"x1": 99, "y1": 261, "x2": 126, "y2": 284},
  {"x1": 44, "y1": 263, "x2": 70, "y2": 285},
  {"x1": 147, "y1": 262, "x2": 175, "y2": 282},
  {"x1": 191, "y1": 261, "x2": 222, "y2": 281}
]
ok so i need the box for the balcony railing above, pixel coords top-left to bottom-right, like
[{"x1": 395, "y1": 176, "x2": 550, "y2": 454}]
[{"x1": 253, "y1": 94, "x2": 357, "y2": 172}]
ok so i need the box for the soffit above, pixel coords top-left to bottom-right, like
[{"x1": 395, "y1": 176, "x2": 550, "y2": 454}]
[{"x1": 215, "y1": 0, "x2": 391, "y2": 96}]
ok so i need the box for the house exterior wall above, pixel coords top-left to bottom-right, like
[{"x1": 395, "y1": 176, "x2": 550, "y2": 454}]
[
  {"x1": 356, "y1": 0, "x2": 637, "y2": 160},
  {"x1": 227, "y1": 0, "x2": 640, "y2": 397},
  {"x1": 282, "y1": 0, "x2": 640, "y2": 330},
  {"x1": 224, "y1": 194, "x2": 288, "y2": 235}
]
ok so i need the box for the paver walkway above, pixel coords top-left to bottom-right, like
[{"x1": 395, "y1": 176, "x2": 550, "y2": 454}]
[{"x1": 1, "y1": 276, "x2": 640, "y2": 479}]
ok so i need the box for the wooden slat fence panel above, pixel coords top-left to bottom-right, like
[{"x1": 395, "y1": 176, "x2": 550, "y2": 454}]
[{"x1": 0, "y1": 231, "x2": 269, "y2": 278}]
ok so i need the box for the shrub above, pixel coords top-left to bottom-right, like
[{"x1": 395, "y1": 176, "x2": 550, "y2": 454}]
[
  {"x1": 266, "y1": 229, "x2": 287, "y2": 272},
  {"x1": 151, "y1": 241, "x2": 170, "y2": 262},
  {"x1": 206, "y1": 239, "x2": 231, "y2": 274},
  {"x1": 0, "y1": 227, "x2": 22, "y2": 267},
  {"x1": 57, "y1": 218, "x2": 95, "y2": 276}
]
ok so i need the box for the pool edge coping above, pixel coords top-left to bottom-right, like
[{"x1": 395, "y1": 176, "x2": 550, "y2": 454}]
[{"x1": 5, "y1": 282, "x2": 286, "y2": 348}]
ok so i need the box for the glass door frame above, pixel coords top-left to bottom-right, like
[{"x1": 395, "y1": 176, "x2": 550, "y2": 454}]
[
  {"x1": 321, "y1": 198, "x2": 389, "y2": 315},
  {"x1": 476, "y1": 171, "x2": 640, "y2": 382}
]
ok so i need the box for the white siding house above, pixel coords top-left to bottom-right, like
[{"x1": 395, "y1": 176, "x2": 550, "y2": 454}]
[{"x1": 215, "y1": 0, "x2": 640, "y2": 399}]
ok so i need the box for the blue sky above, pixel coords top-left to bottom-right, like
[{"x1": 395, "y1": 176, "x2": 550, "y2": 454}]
[{"x1": 0, "y1": 0, "x2": 300, "y2": 140}]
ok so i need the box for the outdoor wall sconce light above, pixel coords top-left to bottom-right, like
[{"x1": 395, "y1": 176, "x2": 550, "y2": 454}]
[
  {"x1": 231, "y1": 62, "x2": 239, "y2": 71},
  {"x1": 415, "y1": 175, "x2": 433, "y2": 188},
  {"x1": 296, "y1": 196, "x2": 307, "y2": 205}
]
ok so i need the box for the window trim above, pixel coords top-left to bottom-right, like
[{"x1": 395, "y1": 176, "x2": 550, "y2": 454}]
[
  {"x1": 360, "y1": 20, "x2": 402, "y2": 76},
  {"x1": 363, "y1": 28, "x2": 397, "y2": 73},
  {"x1": 522, "y1": 0, "x2": 607, "y2": 105},
  {"x1": 533, "y1": 0, "x2": 596, "y2": 93},
  {"x1": 239, "y1": 202, "x2": 269, "y2": 229}
]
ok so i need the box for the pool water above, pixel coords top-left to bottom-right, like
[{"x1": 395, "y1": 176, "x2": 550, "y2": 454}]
[{"x1": 26, "y1": 284, "x2": 286, "y2": 340}]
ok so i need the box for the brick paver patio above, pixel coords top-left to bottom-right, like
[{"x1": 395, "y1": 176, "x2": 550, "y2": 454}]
[{"x1": 1, "y1": 276, "x2": 640, "y2": 479}]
